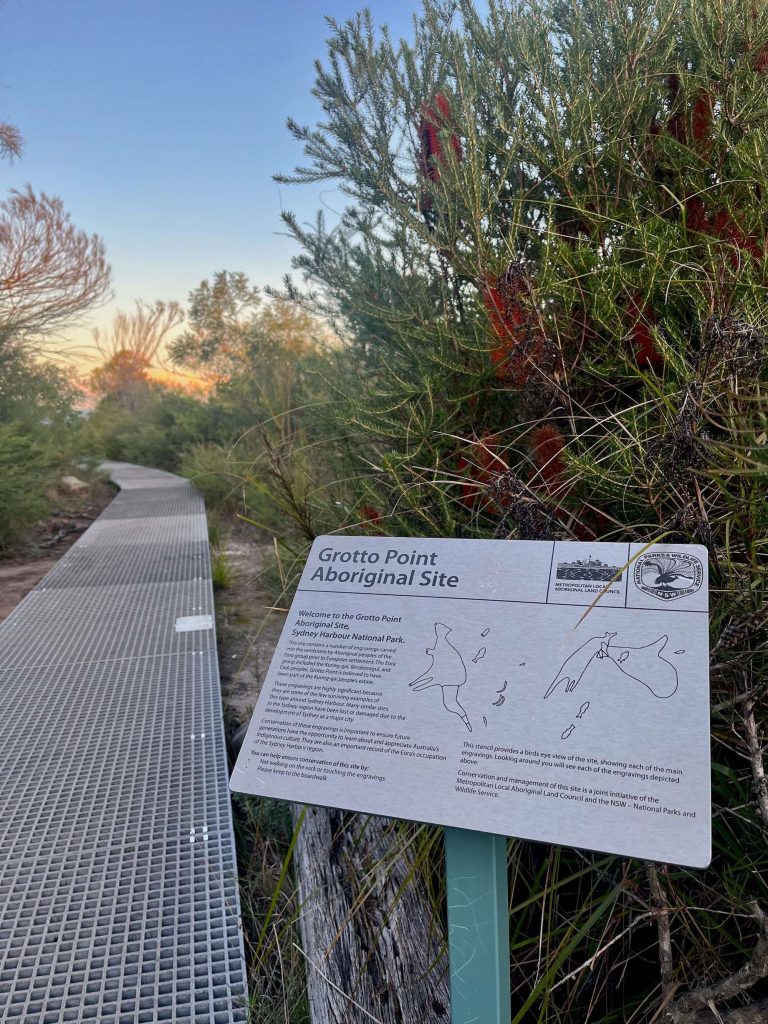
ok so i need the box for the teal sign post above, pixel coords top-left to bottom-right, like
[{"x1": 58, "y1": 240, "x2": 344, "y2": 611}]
[{"x1": 444, "y1": 828, "x2": 510, "y2": 1024}]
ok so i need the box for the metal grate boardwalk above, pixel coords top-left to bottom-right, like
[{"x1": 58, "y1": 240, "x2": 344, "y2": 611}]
[{"x1": 0, "y1": 463, "x2": 248, "y2": 1023}]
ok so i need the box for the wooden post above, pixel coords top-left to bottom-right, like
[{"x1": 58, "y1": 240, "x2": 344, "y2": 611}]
[
  {"x1": 294, "y1": 805, "x2": 451, "y2": 1023},
  {"x1": 444, "y1": 827, "x2": 511, "y2": 1024}
]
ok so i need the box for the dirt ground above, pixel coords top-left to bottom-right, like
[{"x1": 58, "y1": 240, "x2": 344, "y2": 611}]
[
  {"x1": 0, "y1": 479, "x2": 115, "y2": 622},
  {"x1": 214, "y1": 522, "x2": 287, "y2": 740}
]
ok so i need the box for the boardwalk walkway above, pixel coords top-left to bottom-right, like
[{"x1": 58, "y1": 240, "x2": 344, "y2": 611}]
[{"x1": 0, "y1": 463, "x2": 247, "y2": 1023}]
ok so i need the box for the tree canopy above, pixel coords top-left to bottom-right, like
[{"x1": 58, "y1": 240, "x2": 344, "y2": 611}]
[{"x1": 0, "y1": 186, "x2": 111, "y2": 346}]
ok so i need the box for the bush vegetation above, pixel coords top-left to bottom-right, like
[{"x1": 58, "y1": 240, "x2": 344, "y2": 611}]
[
  {"x1": 0, "y1": 132, "x2": 112, "y2": 550},
  {"x1": 0, "y1": 346, "x2": 84, "y2": 549},
  {"x1": 83, "y1": 276, "x2": 332, "y2": 529},
  {"x1": 253, "y1": 2, "x2": 768, "y2": 1021}
]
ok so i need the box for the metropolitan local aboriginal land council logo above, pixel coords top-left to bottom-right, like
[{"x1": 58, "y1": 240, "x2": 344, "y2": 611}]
[
  {"x1": 634, "y1": 551, "x2": 704, "y2": 602},
  {"x1": 556, "y1": 556, "x2": 621, "y2": 582}
]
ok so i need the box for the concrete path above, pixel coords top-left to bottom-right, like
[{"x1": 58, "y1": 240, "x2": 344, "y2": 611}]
[{"x1": 0, "y1": 463, "x2": 248, "y2": 1022}]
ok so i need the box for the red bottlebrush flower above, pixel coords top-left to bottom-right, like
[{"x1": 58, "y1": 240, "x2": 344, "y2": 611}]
[
  {"x1": 482, "y1": 263, "x2": 543, "y2": 386},
  {"x1": 419, "y1": 117, "x2": 441, "y2": 184},
  {"x1": 419, "y1": 190, "x2": 434, "y2": 214},
  {"x1": 664, "y1": 79, "x2": 712, "y2": 153},
  {"x1": 684, "y1": 195, "x2": 709, "y2": 234},
  {"x1": 418, "y1": 92, "x2": 462, "y2": 185},
  {"x1": 626, "y1": 293, "x2": 663, "y2": 368},
  {"x1": 454, "y1": 456, "x2": 477, "y2": 509},
  {"x1": 531, "y1": 425, "x2": 566, "y2": 494},
  {"x1": 666, "y1": 73, "x2": 686, "y2": 144},
  {"x1": 666, "y1": 73, "x2": 681, "y2": 102},
  {"x1": 359, "y1": 504, "x2": 383, "y2": 533},
  {"x1": 713, "y1": 209, "x2": 736, "y2": 240},
  {"x1": 455, "y1": 434, "x2": 507, "y2": 509},
  {"x1": 433, "y1": 93, "x2": 462, "y2": 161},
  {"x1": 712, "y1": 209, "x2": 763, "y2": 263},
  {"x1": 691, "y1": 89, "x2": 712, "y2": 147},
  {"x1": 756, "y1": 45, "x2": 768, "y2": 74},
  {"x1": 484, "y1": 283, "x2": 526, "y2": 347}
]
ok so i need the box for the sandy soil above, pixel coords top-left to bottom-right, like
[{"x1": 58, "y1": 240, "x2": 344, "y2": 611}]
[
  {"x1": 215, "y1": 524, "x2": 287, "y2": 741},
  {"x1": 0, "y1": 481, "x2": 115, "y2": 622}
]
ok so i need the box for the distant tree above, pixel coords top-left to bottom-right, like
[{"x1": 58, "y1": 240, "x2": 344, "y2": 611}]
[
  {"x1": 1, "y1": 8, "x2": 24, "y2": 167},
  {"x1": 92, "y1": 300, "x2": 184, "y2": 363},
  {"x1": 0, "y1": 123, "x2": 22, "y2": 162},
  {"x1": 257, "y1": 300, "x2": 324, "y2": 358},
  {"x1": 222, "y1": 299, "x2": 328, "y2": 437},
  {"x1": 89, "y1": 350, "x2": 152, "y2": 414},
  {"x1": 0, "y1": 186, "x2": 111, "y2": 344},
  {"x1": 0, "y1": 344, "x2": 76, "y2": 428},
  {"x1": 170, "y1": 271, "x2": 329, "y2": 442},
  {"x1": 168, "y1": 271, "x2": 261, "y2": 382}
]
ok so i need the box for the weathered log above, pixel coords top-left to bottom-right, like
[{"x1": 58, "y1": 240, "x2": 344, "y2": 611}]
[
  {"x1": 292, "y1": 804, "x2": 450, "y2": 1024},
  {"x1": 664, "y1": 901, "x2": 768, "y2": 1024},
  {"x1": 686, "y1": 998, "x2": 768, "y2": 1024}
]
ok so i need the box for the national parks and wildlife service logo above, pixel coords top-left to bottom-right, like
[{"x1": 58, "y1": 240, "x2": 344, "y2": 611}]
[{"x1": 634, "y1": 551, "x2": 704, "y2": 602}]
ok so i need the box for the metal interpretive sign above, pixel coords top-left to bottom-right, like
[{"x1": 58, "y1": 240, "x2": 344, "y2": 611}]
[{"x1": 231, "y1": 537, "x2": 711, "y2": 867}]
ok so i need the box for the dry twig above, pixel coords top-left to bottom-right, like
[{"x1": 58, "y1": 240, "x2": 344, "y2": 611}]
[
  {"x1": 647, "y1": 864, "x2": 675, "y2": 994},
  {"x1": 742, "y1": 698, "x2": 768, "y2": 832}
]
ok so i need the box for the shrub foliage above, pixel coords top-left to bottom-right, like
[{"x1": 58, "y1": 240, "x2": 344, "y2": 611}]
[{"x1": 270, "y1": 2, "x2": 768, "y2": 1021}]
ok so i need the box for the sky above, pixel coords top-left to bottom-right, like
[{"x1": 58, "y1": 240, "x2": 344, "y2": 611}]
[{"x1": 1, "y1": 0, "x2": 421, "y2": 355}]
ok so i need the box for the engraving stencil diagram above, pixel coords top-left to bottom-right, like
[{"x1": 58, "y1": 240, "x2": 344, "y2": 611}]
[{"x1": 409, "y1": 622, "x2": 471, "y2": 731}]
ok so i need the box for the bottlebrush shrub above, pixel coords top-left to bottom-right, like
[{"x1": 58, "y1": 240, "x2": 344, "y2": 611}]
[
  {"x1": 625, "y1": 292, "x2": 663, "y2": 368},
  {"x1": 454, "y1": 433, "x2": 507, "y2": 510},
  {"x1": 482, "y1": 263, "x2": 550, "y2": 387},
  {"x1": 530, "y1": 424, "x2": 566, "y2": 495},
  {"x1": 358, "y1": 503, "x2": 383, "y2": 532},
  {"x1": 275, "y1": 2, "x2": 768, "y2": 1020},
  {"x1": 418, "y1": 92, "x2": 462, "y2": 216}
]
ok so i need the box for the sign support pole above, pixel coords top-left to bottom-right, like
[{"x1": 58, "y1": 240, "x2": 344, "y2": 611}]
[{"x1": 444, "y1": 827, "x2": 510, "y2": 1024}]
